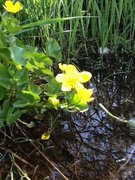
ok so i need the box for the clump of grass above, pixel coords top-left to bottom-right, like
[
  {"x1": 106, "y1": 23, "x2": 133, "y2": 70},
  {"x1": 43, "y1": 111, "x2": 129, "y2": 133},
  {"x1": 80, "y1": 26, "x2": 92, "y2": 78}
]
[
  {"x1": 18, "y1": 0, "x2": 135, "y2": 57},
  {"x1": 18, "y1": 0, "x2": 89, "y2": 56},
  {"x1": 88, "y1": 0, "x2": 135, "y2": 52}
]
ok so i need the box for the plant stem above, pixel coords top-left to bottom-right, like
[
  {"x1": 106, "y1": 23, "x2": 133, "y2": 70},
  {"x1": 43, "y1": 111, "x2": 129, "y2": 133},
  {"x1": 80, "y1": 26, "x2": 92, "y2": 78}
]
[{"x1": 99, "y1": 103, "x2": 128, "y2": 123}]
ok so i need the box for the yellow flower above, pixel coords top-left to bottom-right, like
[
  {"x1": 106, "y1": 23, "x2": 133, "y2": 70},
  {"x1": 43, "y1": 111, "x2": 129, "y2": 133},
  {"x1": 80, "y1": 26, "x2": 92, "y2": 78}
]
[
  {"x1": 4, "y1": 1, "x2": 22, "y2": 13},
  {"x1": 41, "y1": 132, "x2": 51, "y2": 140},
  {"x1": 56, "y1": 63, "x2": 92, "y2": 91},
  {"x1": 77, "y1": 87, "x2": 94, "y2": 103},
  {"x1": 48, "y1": 97, "x2": 59, "y2": 106}
]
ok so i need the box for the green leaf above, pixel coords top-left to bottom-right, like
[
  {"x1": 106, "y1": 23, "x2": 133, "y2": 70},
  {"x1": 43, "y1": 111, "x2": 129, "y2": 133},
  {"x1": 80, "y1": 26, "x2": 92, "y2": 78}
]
[
  {"x1": 0, "y1": 100, "x2": 10, "y2": 126},
  {"x1": 69, "y1": 94, "x2": 88, "y2": 112},
  {"x1": 33, "y1": 53, "x2": 53, "y2": 67},
  {"x1": 21, "y1": 90, "x2": 40, "y2": 102},
  {"x1": 0, "y1": 63, "x2": 11, "y2": 89},
  {"x1": 45, "y1": 78, "x2": 61, "y2": 95},
  {"x1": 6, "y1": 108, "x2": 23, "y2": 125},
  {"x1": 41, "y1": 68, "x2": 53, "y2": 76},
  {"x1": 25, "y1": 62, "x2": 35, "y2": 72},
  {"x1": 0, "y1": 48, "x2": 10, "y2": 61},
  {"x1": 0, "y1": 87, "x2": 6, "y2": 100},
  {"x1": 30, "y1": 85, "x2": 42, "y2": 95},
  {"x1": 76, "y1": 102, "x2": 88, "y2": 112},
  {"x1": 0, "y1": 31, "x2": 7, "y2": 48},
  {"x1": 24, "y1": 52, "x2": 53, "y2": 73},
  {"x1": 13, "y1": 90, "x2": 40, "y2": 108},
  {"x1": 22, "y1": 16, "x2": 84, "y2": 29},
  {"x1": 45, "y1": 38, "x2": 62, "y2": 61},
  {"x1": 2, "y1": 15, "x2": 22, "y2": 33},
  {"x1": 14, "y1": 68, "x2": 29, "y2": 86},
  {"x1": 9, "y1": 46, "x2": 26, "y2": 65}
]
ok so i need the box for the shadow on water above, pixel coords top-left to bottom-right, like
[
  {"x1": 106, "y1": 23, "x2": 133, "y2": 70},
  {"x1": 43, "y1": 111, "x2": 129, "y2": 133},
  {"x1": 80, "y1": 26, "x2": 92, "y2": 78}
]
[
  {"x1": 0, "y1": 54, "x2": 135, "y2": 179},
  {"x1": 47, "y1": 54, "x2": 135, "y2": 179}
]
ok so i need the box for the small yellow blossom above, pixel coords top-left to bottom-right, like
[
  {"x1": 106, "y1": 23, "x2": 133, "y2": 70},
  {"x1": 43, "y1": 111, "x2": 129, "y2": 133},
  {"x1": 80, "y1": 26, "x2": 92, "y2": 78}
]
[
  {"x1": 41, "y1": 132, "x2": 51, "y2": 140},
  {"x1": 56, "y1": 63, "x2": 92, "y2": 91},
  {"x1": 48, "y1": 97, "x2": 59, "y2": 106},
  {"x1": 77, "y1": 87, "x2": 94, "y2": 103},
  {"x1": 4, "y1": 1, "x2": 22, "y2": 13}
]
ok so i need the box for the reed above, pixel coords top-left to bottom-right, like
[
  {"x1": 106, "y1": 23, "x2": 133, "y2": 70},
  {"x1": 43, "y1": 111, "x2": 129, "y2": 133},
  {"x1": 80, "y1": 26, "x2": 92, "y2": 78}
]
[{"x1": 18, "y1": 0, "x2": 135, "y2": 55}]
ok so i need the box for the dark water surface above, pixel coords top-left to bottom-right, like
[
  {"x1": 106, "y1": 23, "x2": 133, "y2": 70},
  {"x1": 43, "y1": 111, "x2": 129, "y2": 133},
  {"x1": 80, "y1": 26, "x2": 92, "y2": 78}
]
[
  {"x1": 0, "y1": 54, "x2": 135, "y2": 179},
  {"x1": 54, "y1": 73, "x2": 135, "y2": 179}
]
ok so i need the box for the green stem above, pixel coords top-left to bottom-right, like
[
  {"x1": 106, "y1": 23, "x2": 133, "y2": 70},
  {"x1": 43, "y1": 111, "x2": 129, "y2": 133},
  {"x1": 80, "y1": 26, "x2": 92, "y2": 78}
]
[{"x1": 99, "y1": 103, "x2": 128, "y2": 123}]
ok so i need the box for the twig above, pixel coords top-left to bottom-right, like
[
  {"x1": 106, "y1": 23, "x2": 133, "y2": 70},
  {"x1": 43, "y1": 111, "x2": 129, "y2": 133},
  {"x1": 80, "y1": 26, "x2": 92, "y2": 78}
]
[
  {"x1": 9, "y1": 150, "x2": 35, "y2": 168},
  {"x1": 117, "y1": 147, "x2": 135, "y2": 173},
  {"x1": 13, "y1": 162, "x2": 31, "y2": 180},
  {"x1": 16, "y1": 123, "x2": 69, "y2": 180}
]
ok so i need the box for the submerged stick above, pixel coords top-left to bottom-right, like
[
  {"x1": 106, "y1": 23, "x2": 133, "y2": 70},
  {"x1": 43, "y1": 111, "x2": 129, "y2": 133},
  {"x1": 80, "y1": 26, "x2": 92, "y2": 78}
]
[
  {"x1": 16, "y1": 123, "x2": 69, "y2": 180},
  {"x1": 99, "y1": 103, "x2": 128, "y2": 123}
]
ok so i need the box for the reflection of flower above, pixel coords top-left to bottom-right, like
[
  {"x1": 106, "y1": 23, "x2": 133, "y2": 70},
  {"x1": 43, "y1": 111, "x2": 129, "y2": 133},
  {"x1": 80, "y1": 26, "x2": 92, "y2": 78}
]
[
  {"x1": 76, "y1": 87, "x2": 94, "y2": 103},
  {"x1": 56, "y1": 63, "x2": 92, "y2": 91},
  {"x1": 48, "y1": 97, "x2": 59, "y2": 106},
  {"x1": 4, "y1": 1, "x2": 22, "y2": 13}
]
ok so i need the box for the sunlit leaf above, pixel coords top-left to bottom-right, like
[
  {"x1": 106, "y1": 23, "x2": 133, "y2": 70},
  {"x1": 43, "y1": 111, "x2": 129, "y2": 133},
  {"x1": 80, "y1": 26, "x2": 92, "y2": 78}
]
[
  {"x1": 9, "y1": 46, "x2": 26, "y2": 65},
  {"x1": 45, "y1": 38, "x2": 62, "y2": 61}
]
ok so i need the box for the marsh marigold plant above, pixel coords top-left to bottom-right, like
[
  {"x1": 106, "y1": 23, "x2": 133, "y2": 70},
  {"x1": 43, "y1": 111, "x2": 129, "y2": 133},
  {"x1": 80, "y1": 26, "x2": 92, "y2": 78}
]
[
  {"x1": 0, "y1": 0, "x2": 94, "y2": 131},
  {"x1": 55, "y1": 64, "x2": 94, "y2": 111}
]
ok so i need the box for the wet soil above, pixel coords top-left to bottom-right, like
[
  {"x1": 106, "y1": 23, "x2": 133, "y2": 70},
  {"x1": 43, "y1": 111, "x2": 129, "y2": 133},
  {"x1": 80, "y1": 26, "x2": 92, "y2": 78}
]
[{"x1": 0, "y1": 53, "x2": 135, "y2": 180}]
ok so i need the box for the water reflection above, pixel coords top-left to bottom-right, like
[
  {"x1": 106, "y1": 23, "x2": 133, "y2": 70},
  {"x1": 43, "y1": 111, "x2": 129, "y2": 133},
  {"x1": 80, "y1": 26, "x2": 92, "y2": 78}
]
[
  {"x1": 0, "y1": 56, "x2": 135, "y2": 179},
  {"x1": 50, "y1": 64, "x2": 135, "y2": 179}
]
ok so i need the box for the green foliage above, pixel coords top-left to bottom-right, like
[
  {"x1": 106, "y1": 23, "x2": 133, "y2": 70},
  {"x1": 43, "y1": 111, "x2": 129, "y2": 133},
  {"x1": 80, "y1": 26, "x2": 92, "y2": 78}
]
[
  {"x1": 0, "y1": 7, "x2": 92, "y2": 126},
  {"x1": 18, "y1": 0, "x2": 135, "y2": 55}
]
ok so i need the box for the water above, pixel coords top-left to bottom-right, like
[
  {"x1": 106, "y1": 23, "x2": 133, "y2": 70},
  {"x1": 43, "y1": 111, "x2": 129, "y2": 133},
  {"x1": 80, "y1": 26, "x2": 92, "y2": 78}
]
[
  {"x1": 47, "y1": 57, "x2": 135, "y2": 179},
  {"x1": 0, "y1": 54, "x2": 135, "y2": 179}
]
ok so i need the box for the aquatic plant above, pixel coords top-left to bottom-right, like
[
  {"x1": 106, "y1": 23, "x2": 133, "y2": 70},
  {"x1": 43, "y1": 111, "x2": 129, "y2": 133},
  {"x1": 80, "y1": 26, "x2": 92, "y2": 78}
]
[
  {"x1": 17, "y1": 0, "x2": 135, "y2": 55},
  {"x1": 0, "y1": 1, "x2": 94, "y2": 127}
]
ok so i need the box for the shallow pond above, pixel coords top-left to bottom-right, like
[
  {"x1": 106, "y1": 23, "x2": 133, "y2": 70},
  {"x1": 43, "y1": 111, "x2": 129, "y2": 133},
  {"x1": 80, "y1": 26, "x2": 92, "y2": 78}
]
[{"x1": 0, "y1": 54, "x2": 135, "y2": 179}]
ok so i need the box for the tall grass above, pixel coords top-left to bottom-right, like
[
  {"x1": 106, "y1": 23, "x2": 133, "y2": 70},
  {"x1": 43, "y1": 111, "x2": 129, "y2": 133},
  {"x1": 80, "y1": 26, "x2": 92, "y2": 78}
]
[
  {"x1": 18, "y1": 0, "x2": 88, "y2": 56},
  {"x1": 88, "y1": 0, "x2": 135, "y2": 52},
  {"x1": 18, "y1": 0, "x2": 135, "y2": 55}
]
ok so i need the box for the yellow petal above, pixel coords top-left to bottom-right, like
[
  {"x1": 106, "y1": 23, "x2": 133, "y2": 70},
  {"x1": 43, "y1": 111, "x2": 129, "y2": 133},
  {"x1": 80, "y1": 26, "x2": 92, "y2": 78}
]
[
  {"x1": 41, "y1": 132, "x2": 51, "y2": 140},
  {"x1": 59, "y1": 63, "x2": 67, "y2": 71},
  {"x1": 4, "y1": 1, "x2": 22, "y2": 13},
  {"x1": 5, "y1": 1, "x2": 13, "y2": 8},
  {"x1": 74, "y1": 82, "x2": 84, "y2": 91},
  {"x1": 77, "y1": 88, "x2": 94, "y2": 103},
  {"x1": 59, "y1": 63, "x2": 77, "y2": 73},
  {"x1": 55, "y1": 74, "x2": 64, "y2": 82},
  {"x1": 65, "y1": 64, "x2": 78, "y2": 73},
  {"x1": 14, "y1": 2, "x2": 22, "y2": 10},
  {"x1": 78, "y1": 71, "x2": 92, "y2": 83},
  {"x1": 4, "y1": 1, "x2": 13, "y2": 12},
  {"x1": 48, "y1": 97, "x2": 59, "y2": 106},
  {"x1": 61, "y1": 82, "x2": 72, "y2": 91},
  {"x1": 89, "y1": 97, "x2": 94, "y2": 102}
]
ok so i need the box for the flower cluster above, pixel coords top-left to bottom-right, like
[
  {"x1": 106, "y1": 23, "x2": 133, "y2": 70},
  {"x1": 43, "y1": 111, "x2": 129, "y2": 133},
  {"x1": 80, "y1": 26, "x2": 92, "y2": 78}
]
[
  {"x1": 3, "y1": 1, "x2": 22, "y2": 13},
  {"x1": 56, "y1": 63, "x2": 94, "y2": 104}
]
